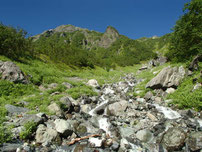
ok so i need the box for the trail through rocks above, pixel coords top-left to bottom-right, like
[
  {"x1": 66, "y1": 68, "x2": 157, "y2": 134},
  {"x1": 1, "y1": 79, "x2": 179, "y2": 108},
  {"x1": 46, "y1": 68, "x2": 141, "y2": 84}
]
[{"x1": 1, "y1": 74, "x2": 202, "y2": 152}]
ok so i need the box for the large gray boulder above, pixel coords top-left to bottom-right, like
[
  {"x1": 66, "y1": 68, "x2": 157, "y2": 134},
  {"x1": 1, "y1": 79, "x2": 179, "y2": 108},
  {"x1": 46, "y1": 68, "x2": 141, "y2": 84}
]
[
  {"x1": 187, "y1": 131, "x2": 202, "y2": 151},
  {"x1": 18, "y1": 114, "x2": 44, "y2": 126},
  {"x1": 54, "y1": 119, "x2": 73, "y2": 137},
  {"x1": 0, "y1": 61, "x2": 28, "y2": 83},
  {"x1": 136, "y1": 129, "x2": 153, "y2": 143},
  {"x1": 107, "y1": 100, "x2": 128, "y2": 116},
  {"x1": 5, "y1": 104, "x2": 29, "y2": 115},
  {"x1": 35, "y1": 124, "x2": 59, "y2": 145},
  {"x1": 162, "y1": 127, "x2": 186, "y2": 151},
  {"x1": 146, "y1": 66, "x2": 186, "y2": 89}
]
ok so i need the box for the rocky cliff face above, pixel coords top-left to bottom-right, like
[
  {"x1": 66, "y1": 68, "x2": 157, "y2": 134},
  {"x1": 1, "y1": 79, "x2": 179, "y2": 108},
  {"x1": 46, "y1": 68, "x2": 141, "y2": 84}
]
[
  {"x1": 32, "y1": 25, "x2": 120, "y2": 49},
  {"x1": 98, "y1": 26, "x2": 119, "y2": 48}
]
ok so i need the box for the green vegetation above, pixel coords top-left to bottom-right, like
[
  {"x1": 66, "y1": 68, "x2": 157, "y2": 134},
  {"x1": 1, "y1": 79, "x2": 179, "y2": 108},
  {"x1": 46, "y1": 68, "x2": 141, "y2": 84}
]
[
  {"x1": 0, "y1": 0, "x2": 201, "y2": 144},
  {"x1": 166, "y1": 0, "x2": 202, "y2": 62},
  {"x1": 138, "y1": 34, "x2": 171, "y2": 55},
  {"x1": 0, "y1": 124, "x2": 12, "y2": 144},
  {"x1": 167, "y1": 63, "x2": 202, "y2": 111},
  {"x1": 33, "y1": 28, "x2": 157, "y2": 69},
  {"x1": 0, "y1": 23, "x2": 33, "y2": 61},
  {"x1": 20, "y1": 122, "x2": 37, "y2": 140}
]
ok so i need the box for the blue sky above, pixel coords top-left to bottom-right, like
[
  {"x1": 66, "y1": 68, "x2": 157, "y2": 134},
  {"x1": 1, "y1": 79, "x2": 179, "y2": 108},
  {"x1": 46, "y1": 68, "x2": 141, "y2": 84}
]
[{"x1": 0, "y1": 0, "x2": 190, "y2": 39}]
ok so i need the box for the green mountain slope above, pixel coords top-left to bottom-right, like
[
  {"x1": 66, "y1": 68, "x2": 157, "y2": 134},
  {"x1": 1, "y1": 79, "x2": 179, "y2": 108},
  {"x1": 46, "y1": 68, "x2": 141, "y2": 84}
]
[{"x1": 32, "y1": 24, "x2": 170, "y2": 69}]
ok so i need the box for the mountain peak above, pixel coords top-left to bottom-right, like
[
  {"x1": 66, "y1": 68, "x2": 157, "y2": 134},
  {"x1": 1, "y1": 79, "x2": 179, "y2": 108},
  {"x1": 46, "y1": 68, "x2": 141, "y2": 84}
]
[{"x1": 105, "y1": 26, "x2": 119, "y2": 36}]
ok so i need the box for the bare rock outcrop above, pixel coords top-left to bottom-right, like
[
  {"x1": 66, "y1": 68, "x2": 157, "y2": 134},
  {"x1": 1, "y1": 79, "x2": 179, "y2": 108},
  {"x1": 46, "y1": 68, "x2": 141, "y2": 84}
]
[
  {"x1": 0, "y1": 61, "x2": 28, "y2": 83},
  {"x1": 146, "y1": 66, "x2": 186, "y2": 89}
]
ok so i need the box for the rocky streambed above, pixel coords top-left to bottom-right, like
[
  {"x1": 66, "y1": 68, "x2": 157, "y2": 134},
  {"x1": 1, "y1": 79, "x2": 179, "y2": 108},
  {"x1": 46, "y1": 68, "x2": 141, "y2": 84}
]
[{"x1": 1, "y1": 73, "x2": 202, "y2": 152}]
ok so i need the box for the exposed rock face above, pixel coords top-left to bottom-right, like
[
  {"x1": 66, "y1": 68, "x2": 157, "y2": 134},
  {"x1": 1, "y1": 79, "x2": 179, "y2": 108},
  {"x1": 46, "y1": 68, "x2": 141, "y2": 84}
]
[
  {"x1": 0, "y1": 61, "x2": 28, "y2": 83},
  {"x1": 99, "y1": 26, "x2": 119, "y2": 48},
  {"x1": 146, "y1": 66, "x2": 186, "y2": 89}
]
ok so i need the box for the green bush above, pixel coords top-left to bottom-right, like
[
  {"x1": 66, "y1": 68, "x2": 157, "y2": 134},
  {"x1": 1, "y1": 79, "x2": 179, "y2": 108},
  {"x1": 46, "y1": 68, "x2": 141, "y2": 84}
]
[
  {"x1": 19, "y1": 122, "x2": 37, "y2": 140},
  {"x1": 167, "y1": 74, "x2": 202, "y2": 111},
  {"x1": 0, "y1": 23, "x2": 33, "y2": 60},
  {"x1": 0, "y1": 124, "x2": 12, "y2": 144}
]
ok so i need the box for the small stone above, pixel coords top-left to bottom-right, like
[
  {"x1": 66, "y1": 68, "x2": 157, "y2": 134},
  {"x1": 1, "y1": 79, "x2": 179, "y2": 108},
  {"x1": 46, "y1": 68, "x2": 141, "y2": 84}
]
[
  {"x1": 87, "y1": 79, "x2": 99, "y2": 88},
  {"x1": 154, "y1": 97, "x2": 162, "y2": 103},
  {"x1": 144, "y1": 91, "x2": 153, "y2": 101},
  {"x1": 136, "y1": 98, "x2": 146, "y2": 102},
  {"x1": 136, "y1": 129, "x2": 153, "y2": 142},
  {"x1": 111, "y1": 141, "x2": 120, "y2": 151},
  {"x1": 166, "y1": 88, "x2": 176, "y2": 94},
  {"x1": 89, "y1": 137, "x2": 103, "y2": 147},
  {"x1": 62, "y1": 82, "x2": 72, "y2": 89},
  {"x1": 48, "y1": 83, "x2": 58, "y2": 89},
  {"x1": 147, "y1": 112, "x2": 158, "y2": 121}
]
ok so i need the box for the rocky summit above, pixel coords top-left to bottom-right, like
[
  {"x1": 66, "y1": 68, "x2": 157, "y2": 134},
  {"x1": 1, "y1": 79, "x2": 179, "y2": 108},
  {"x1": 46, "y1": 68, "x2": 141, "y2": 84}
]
[{"x1": 1, "y1": 67, "x2": 202, "y2": 152}]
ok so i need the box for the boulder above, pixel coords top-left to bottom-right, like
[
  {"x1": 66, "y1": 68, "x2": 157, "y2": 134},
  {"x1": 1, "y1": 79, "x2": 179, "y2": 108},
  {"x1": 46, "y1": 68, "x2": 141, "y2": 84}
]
[
  {"x1": 1, "y1": 143, "x2": 23, "y2": 152},
  {"x1": 144, "y1": 91, "x2": 153, "y2": 101},
  {"x1": 87, "y1": 79, "x2": 99, "y2": 88},
  {"x1": 35, "y1": 124, "x2": 59, "y2": 145},
  {"x1": 146, "y1": 66, "x2": 186, "y2": 89},
  {"x1": 5, "y1": 104, "x2": 29, "y2": 115},
  {"x1": 136, "y1": 129, "x2": 153, "y2": 142},
  {"x1": 62, "y1": 82, "x2": 72, "y2": 89},
  {"x1": 108, "y1": 100, "x2": 128, "y2": 116},
  {"x1": 119, "y1": 127, "x2": 135, "y2": 138},
  {"x1": 139, "y1": 65, "x2": 148, "y2": 71},
  {"x1": 188, "y1": 55, "x2": 201, "y2": 71},
  {"x1": 162, "y1": 127, "x2": 186, "y2": 151},
  {"x1": 157, "y1": 56, "x2": 167, "y2": 65},
  {"x1": 0, "y1": 61, "x2": 28, "y2": 83},
  {"x1": 187, "y1": 131, "x2": 202, "y2": 151},
  {"x1": 48, "y1": 103, "x2": 63, "y2": 116},
  {"x1": 192, "y1": 82, "x2": 201, "y2": 92},
  {"x1": 54, "y1": 119, "x2": 73, "y2": 137},
  {"x1": 18, "y1": 114, "x2": 44, "y2": 125}
]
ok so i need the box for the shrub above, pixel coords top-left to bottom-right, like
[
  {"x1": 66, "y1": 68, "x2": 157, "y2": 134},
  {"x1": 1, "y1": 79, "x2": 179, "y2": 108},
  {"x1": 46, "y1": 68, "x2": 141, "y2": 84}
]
[
  {"x1": 0, "y1": 23, "x2": 33, "y2": 60},
  {"x1": 19, "y1": 122, "x2": 37, "y2": 140}
]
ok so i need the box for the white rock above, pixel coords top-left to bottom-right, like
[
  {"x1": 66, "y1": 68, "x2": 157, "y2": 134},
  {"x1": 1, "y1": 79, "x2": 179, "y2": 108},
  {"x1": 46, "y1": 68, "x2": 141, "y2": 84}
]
[
  {"x1": 98, "y1": 117, "x2": 111, "y2": 136},
  {"x1": 103, "y1": 87, "x2": 115, "y2": 95},
  {"x1": 154, "y1": 104, "x2": 181, "y2": 119},
  {"x1": 54, "y1": 119, "x2": 72, "y2": 134},
  {"x1": 136, "y1": 98, "x2": 146, "y2": 102},
  {"x1": 87, "y1": 79, "x2": 99, "y2": 88},
  {"x1": 108, "y1": 100, "x2": 128, "y2": 116},
  {"x1": 89, "y1": 137, "x2": 103, "y2": 147},
  {"x1": 166, "y1": 88, "x2": 176, "y2": 94}
]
